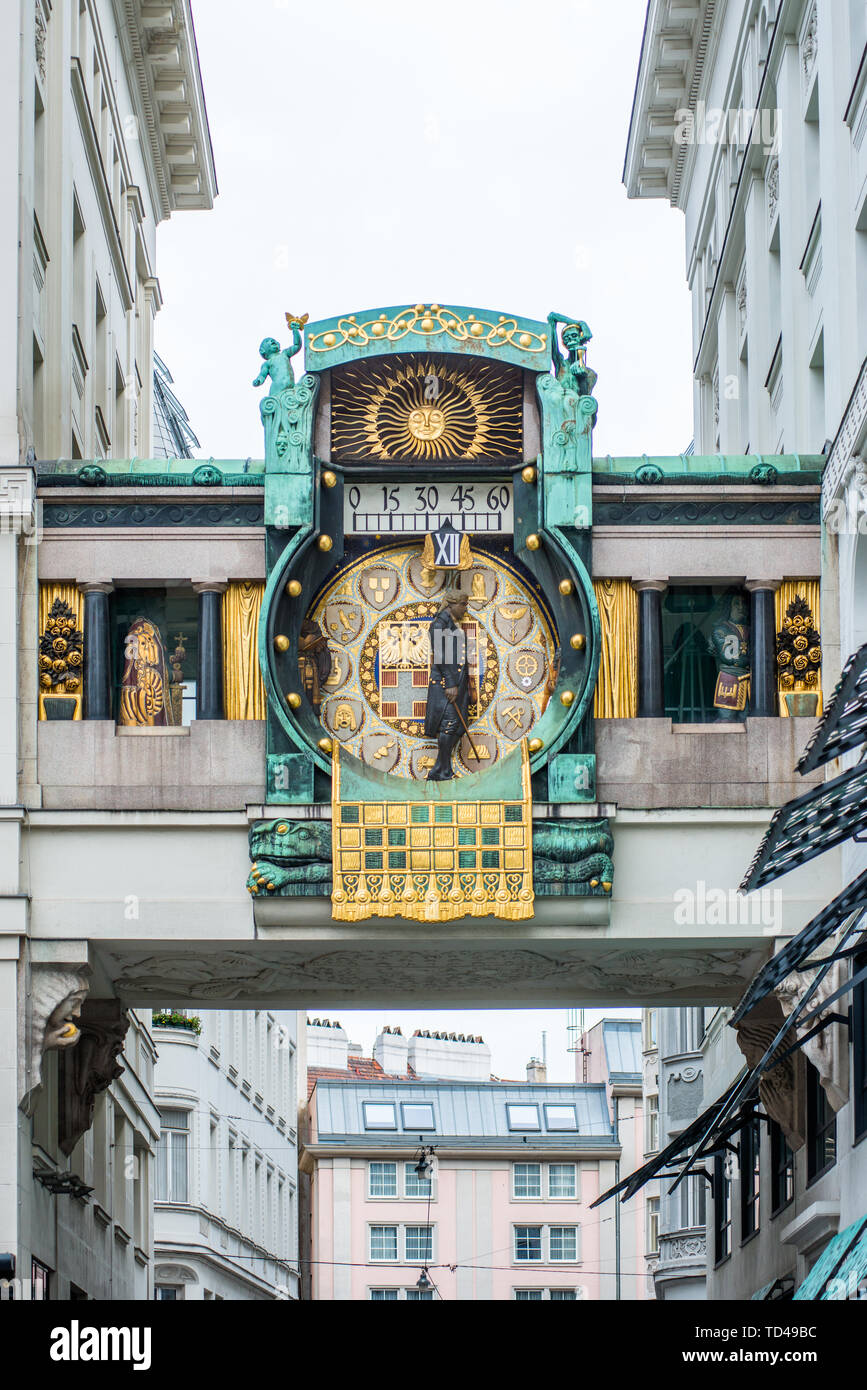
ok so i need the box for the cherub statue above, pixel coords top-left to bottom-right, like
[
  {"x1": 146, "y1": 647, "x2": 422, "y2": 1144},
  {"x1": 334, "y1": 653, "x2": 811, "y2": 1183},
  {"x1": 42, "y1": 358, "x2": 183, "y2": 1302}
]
[
  {"x1": 547, "y1": 311, "x2": 597, "y2": 397},
  {"x1": 252, "y1": 315, "x2": 307, "y2": 397}
]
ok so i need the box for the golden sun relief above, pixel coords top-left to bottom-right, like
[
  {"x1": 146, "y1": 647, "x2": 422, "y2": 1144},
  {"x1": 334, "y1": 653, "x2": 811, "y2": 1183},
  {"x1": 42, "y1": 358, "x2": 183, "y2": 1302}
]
[{"x1": 330, "y1": 355, "x2": 523, "y2": 461}]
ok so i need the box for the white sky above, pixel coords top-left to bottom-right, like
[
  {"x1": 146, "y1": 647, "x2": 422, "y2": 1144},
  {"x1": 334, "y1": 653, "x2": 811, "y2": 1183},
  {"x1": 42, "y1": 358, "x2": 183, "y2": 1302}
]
[
  {"x1": 155, "y1": 1, "x2": 690, "y2": 1069},
  {"x1": 156, "y1": 0, "x2": 694, "y2": 460},
  {"x1": 329, "y1": 1008, "x2": 641, "y2": 1083}
]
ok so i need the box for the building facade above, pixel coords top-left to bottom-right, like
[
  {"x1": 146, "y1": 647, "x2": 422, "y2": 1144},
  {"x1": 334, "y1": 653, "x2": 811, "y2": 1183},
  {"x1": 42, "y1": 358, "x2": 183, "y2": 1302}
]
[
  {"x1": 152, "y1": 1008, "x2": 300, "y2": 1301},
  {"x1": 0, "y1": 0, "x2": 215, "y2": 1297},
  {"x1": 302, "y1": 1020, "x2": 652, "y2": 1301},
  {"x1": 624, "y1": 0, "x2": 867, "y2": 1301}
]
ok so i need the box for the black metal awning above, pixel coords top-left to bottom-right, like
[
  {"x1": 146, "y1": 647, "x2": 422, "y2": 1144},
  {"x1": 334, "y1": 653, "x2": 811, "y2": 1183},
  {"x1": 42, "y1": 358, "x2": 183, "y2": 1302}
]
[
  {"x1": 739, "y1": 761, "x2": 867, "y2": 892},
  {"x1": 730, "y1": 868, "x2": 867, "y2": 1024},
  {"x1": 590, "y1": 1074, "x2": 748, "y2": 1208},
  {"x1": 798, "y1": 642, "x2": 867, "y2": 774}
]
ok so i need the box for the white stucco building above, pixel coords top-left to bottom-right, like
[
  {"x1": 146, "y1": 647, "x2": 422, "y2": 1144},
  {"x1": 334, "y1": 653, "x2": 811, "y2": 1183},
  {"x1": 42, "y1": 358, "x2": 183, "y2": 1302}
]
[
  {"x1": 0, "y1": 0, "x2": 214, "y2": 1298},
  {"x1": 152, "y1": 1009, "x2": 300, "y2": 1301},
  {"x1": 625, "y1": 0, "x2": 867, "y2": 1301}
]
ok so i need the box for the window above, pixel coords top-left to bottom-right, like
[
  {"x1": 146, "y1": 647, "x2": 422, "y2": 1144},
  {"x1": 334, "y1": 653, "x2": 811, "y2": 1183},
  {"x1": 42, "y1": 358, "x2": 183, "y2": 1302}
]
[
  {"x1": 548, "y1": 1164, "x2": 577, "y2": 1199},
  {"x1": 362, "y1": 1102, "x2": 397, "y2": 1131},
  {"x1": 714, "y1": 1154, "x2": 732, "y2": 1264},
  {"x1": 549, "y1": 1226, "x2": 578, "y2": 1262},
  {"x1": 807, "y1": 1061, "x2": 836, "y2": 1182},
  {"x1": 770, "y1": 1121, "x2": 794, "y2": 1214},
  {"x1": 647, "y1": 1196, "x2": 660, "y2": 1255},
  {"x1": 644, "y1": 1010, "x2": 658, "y2": 1050},
  {"x1": 31, "y1": 1259, "x2": 50, "y2": 1301},
  {"x1": 404, "y1": 1162, "x2": 432, "y2": 1199},
  {"x1": 740, "y1": 1117, "x2": 761, "y2": 1240},
  {"x1": 662, "y1": 585, "x2": 750, "y2": 724},
  {"x1": 515, "y1": 1226, "x2": 543, "y2": 1262},
  {"x1": 513, "y1": 1163, "x2": 542, "y2": 1199},
  {"x1": 506, "y1": 1104, "x2": 540, "y2": 1132},
  {"x1": 854, "y1": 951, "x2": 867, "y2": 1142},
  {"x1": 369, "y1": 1226, "x2": 399, "y2": 1262},
  {"x1": 370, "y1": 1288, "x2": 433, "y2": 1301},
  {"x1": 111, "y1": 587, "x2": 199, "y2": 727},
  {"x1": 676, "y1": 1174, "x2": 707, "y2": 1231},
  {"x1": 515, "y1": 1288, "x2": 578, "y2": 1301},
  {"x1": 156, "y1": 1109, "x2": 189, "y2": 1204},
  {"x1": 155, "y1": 1286, "x2": 180, "y2": 1301},
  {"x1": 404, "y1": 1226, "x2": 433, "y2": 1262},
  {"x1": 401, "y1": 1103, "x2": 435, "y2": 1132},
  {"x1": 544, "y1": 1105, "x2": 578, "y2": 1132},
  {"x1": 674, "y1": 1008, "x2": 705, "y2": 1054},
  {"x1": 369, "y1": 1162, "x2": 398, "y2": 1198},
  {"x1": 646, "y1": 1095, "x2": 659, "y2": 1154}
]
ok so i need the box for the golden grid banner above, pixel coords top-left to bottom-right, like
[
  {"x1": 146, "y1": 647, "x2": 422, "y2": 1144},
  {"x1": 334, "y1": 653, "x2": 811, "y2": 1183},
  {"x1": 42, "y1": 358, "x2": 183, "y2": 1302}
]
[{"x1": 331, "y1": 743, "x2": 534, "y2": 923}]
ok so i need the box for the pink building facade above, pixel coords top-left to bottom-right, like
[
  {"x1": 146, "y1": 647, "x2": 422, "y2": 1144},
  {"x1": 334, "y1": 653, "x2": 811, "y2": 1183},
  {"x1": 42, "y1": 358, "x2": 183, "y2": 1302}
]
[{"x1": 300, "y1": 1022, "x2": 642, "y2": 1301}]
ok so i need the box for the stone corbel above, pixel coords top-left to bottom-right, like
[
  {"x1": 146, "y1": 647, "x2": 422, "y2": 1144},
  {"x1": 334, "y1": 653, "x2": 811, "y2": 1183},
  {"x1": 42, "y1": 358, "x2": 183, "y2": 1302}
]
[
  {"x1": 19, "y1": 963, "x2": 92, "y2": 1116},
  {"x1": 59, "y1": 1000, "x2": 129, "y2": 1156},
  {"x1": 733, "y1": 994, "x2": 805, "y2": 1149},
  {"x1": 775, "y1": 957, "x2": 850, "y2": 1113}
]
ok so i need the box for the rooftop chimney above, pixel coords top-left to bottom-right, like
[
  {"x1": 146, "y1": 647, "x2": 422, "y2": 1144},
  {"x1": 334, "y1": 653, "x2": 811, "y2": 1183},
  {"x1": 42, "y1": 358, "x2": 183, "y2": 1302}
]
[
  {"x1": 408, "y1": 1031, "x2": 491, "y2": 1080},
  {"x1": 373, "y1": 1026, "x2": 409, "y2": 1076},
  {"x1": 306, "y1": 1018, "x2": 349, "y2": 1070},
  {"x1": 526, "y1": 1058, "x2": 547, "y2": 1083}
]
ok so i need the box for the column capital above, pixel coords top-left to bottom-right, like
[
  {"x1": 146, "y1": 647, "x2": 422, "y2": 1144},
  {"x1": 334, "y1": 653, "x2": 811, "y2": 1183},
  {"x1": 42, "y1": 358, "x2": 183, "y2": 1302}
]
[
  {"x1": 744, "y1": 579, "x2": 782, "y2": 593},
  {"x1": 78, "y1": 580, "x2": 114, "y2": 594},
  {"x1": 632, "y1": 579, "x2": 668, "y2": 593},
  {"x1": 192, "y1": 580, "x2": 228, "y2": 594}
]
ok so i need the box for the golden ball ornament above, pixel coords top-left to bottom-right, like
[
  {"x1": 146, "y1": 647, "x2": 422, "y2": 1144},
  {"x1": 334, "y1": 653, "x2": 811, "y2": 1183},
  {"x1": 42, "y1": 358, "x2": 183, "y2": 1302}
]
[
  {"x1": 274, "y1": 634, "x2": 291, "y2": 653},
  {"x1": 560, "y1": 690, "x2": 575, "y2": 707},
  {"x1": 287, "y1": 579, "x2": 302, "y2": 597},
  {"x1": 317, "y1": 534, "x2": 333, "y2": 552},
  {"x1": 521, "y1": 465, "x2": 537, "y2": 484},
  {"x1": 570, "y1": 633, "x2": 586, "y2": 651},
  {"x1": 558, "y1": 579, "x2": 573, "y2": 596},
  {"x1": 526, "y1": 533, "x2": 541, "y2": 551},
  {"x1": 286, "y1": 693, "x2": 302, "y2": 710},
  {"x1": 321, "y1": 469, "x2": 337, "y2": 488}
]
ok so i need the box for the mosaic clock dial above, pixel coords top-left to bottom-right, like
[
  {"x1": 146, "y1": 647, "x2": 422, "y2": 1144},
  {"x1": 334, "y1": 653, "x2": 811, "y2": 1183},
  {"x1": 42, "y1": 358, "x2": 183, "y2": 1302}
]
[{"x1": 307, "y1": 544, "x2": 558, "y2": 780}]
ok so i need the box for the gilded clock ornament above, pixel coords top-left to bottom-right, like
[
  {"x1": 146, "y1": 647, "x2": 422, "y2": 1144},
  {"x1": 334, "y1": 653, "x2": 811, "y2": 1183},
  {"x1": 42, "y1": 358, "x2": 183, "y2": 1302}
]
[{"x1": 331, "y1": 355, "x2": 522, "y2": 461}]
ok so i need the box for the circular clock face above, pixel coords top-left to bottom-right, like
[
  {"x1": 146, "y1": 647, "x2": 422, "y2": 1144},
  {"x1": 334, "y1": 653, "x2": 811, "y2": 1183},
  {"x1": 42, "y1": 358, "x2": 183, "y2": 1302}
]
[{"x1": 304, "y1": 543, "x2": 558, "y2": 780}]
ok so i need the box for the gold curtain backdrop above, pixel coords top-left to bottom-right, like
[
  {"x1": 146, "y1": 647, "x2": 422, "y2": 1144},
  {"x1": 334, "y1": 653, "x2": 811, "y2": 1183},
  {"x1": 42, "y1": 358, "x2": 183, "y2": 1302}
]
[
  {"x1": 222, "y1": 581, "x2": 267, "y2": 720},
  {"x1": 38, "y1": 584, "x2": 84, "y2": 720},
  {"x1": 775, "y1": 579, "x2": 823, "y2": 717},
  {"x1": 593, "y1": 579, "x2": 638, "y2": 719}
]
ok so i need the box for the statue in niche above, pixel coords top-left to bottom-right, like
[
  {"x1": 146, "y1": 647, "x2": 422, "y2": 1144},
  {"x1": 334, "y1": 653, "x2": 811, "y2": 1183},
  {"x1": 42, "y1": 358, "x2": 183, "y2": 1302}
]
[
  {"x1": 298, "y1": 618, "x2": 331, "y2": 713},
  {"x1": 548, "y1": 311, "x2": 597, "y2": 398},
  {"x1": 119, "y1": 618, "x2": 171, "y2": 726},
  {"x1": 711, "y1": 591, "x2": 751, "y2": 721},
  {"x1": 252, "y1": 315, "x2": 306, "y2": 397},
  {"x1": 424, "y1": 588, "x2": 471, "y2": 781}
]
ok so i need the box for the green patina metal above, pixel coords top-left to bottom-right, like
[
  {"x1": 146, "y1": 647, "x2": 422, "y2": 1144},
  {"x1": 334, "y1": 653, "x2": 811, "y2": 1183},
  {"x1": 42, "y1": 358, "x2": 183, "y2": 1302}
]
[
  {"x1": 304, "y1": 303, "x2": 551, "y2": 372},
  {"x1": 246, "y1": 815, "x2": 614, "y2": 899},
  {"x1": 36, "y1": 458, "x2": 265, "y2": 486},
  {"x1": 592, "y1": 454, "x2": 824, "y2": 484},
  {"x1": 547, "y1": 753, "x2": 597, "y2": 804}
]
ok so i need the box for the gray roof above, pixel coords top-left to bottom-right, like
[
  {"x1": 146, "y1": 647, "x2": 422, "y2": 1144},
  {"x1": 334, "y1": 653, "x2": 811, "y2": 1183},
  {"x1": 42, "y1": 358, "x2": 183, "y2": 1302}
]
[
  {"x1": 312, "y1": 1080, "x2": 617, "y2": 1150},
  {"x1": 602, "y1": 1019, "x2": 642, "y2": 1084},
  {"x1": 152, "y1": 352, "x2": 200, "y2": 460}
]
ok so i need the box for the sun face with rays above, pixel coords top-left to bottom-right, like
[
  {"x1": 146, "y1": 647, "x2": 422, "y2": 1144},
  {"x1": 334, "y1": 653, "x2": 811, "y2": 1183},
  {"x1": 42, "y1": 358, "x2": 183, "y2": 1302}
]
[{"x1": 330, "y1": 355, "x2": 523, "y2": 461}]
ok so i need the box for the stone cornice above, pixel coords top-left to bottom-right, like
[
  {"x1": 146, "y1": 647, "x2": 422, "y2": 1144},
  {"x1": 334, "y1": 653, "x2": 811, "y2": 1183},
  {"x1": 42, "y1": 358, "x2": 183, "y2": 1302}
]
[
  {"x1": 624, "y1": 0, "x2": 720, "y2": 205},
  {"x1": 112, "y1": 0, "x2": 217, "y2": 221}
]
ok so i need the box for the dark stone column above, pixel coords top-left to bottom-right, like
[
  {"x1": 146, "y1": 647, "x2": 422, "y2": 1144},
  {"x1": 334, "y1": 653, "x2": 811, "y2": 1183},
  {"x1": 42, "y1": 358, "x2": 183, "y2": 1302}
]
[
  {"x1": 81, "y1": 582, "x2": 114, "y2": 720},
  {"x1": 194, "y1": 582, "x2": 227, "y2": 720},
  {"x1": 634, "y1": 581, "x2": 667, "y2": 718},
  {"x1": 747, "y1": 580, "x2": 780, "y2": 718}
]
